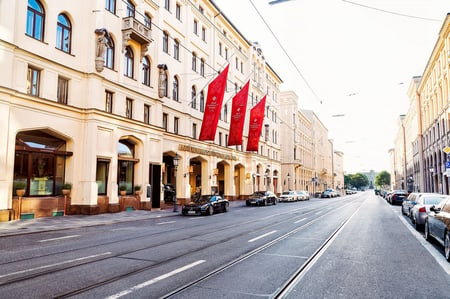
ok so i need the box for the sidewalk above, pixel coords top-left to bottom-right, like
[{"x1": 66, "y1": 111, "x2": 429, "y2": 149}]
[{"x1": 0, "y1": 200, "x2": 246, "y2": 237}]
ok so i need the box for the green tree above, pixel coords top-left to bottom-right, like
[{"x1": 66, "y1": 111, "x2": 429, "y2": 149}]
[
  {"x1": 375, "y1": 171, "x2": 390, "y2": 188},
  {"x1": 350, "y1": 173, "x2": 369, "y2": 189}
]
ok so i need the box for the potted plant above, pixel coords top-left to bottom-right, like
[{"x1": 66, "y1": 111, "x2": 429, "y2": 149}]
[
  {"x1": 14, "y1": 182, "x2": 26, "y2": 197},
  {"x1": 134, "y1": 185, "x2": 142, "y2": 195},
  {"x1": 62, "y1": 182, "x2": 72, "y2": 195},
  {"x1": 119, "y1": 185, "x2": 127, "y2": 196}
]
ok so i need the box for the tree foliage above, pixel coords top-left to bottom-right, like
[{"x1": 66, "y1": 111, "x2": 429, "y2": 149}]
[
  {"x1": 375, "y1": 171, "x2": 390, "y2": 188},
  {"x1": 345, "y1": 173, "x2": 369, "y2": 189}
]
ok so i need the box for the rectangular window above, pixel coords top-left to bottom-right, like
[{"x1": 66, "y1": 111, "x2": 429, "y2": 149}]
[
  {"x1": 126, "y1": 98, "x2": 133, "y2": 119},
  {"x1": 241, "y1": 62, "x2": 243, "y2": 73},
  {"x1": 163, "y1": 32, "x2": 169, "y2": 53},
  {"x1": 105, "y1": 0, "x2": 116, "y2": 14},
  {"x1": 176, "y1": 4, "x2": 181, "y2": 20},
  {"x1": 219, "y1": 132, "x2": 222, "y2": 146},
  {"x1": 105, "y1": 90, "x2": 113, "y2": 113},
  {"x1": 192, "y1": 123, "x2": 197, "y2": 139},
  {"x1": 163, "y1": 113, "x2": 168, "y2": 131},
  {"x1": 27, "y1": 66, "x2": 40, "y2": 96},
  {"x1": 225, "y1": 134, "x2": 228, "y2": 147},
  {"x1": 174, "y1": 117, "x2": 179, "y2": 134},
  {"x1": 193, "y1": 20, "x2": 198, "y2": 35},
  {"x1": 235, "y1": 57, "x2": 238, "y2": 69},
  {"x1": 144, "y1": 104, "x2": 150, "y2": 124},
  {"x1": 165, "y1": 0, "x2": 170, "y2": 11},
  {"x1": 219, "y1": 42, "x2": 222, "y2": 56},
  {"x1": 174, "y1": 40, "x2": 179, "y2": 60},
  {"x1": 202, "y1": 27, "x2": 206, "y2": 41},
  {"x1": 96, "y1": 159, "x2": 109, "y2": 195},
  {"x1": 57, "y1": 76, "x2": 69, "y2": 104},
  {"x1": 225, "y1": 48, "x2": 228, "y2": 60}
]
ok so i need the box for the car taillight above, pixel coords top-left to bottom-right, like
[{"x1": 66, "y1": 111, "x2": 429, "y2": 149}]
[{"x1": 418, "y1": 207, "x2": 426, "y2": 213}]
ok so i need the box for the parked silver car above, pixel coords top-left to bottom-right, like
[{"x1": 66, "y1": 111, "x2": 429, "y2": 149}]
[
  {"x1": 401, "y1": 192, "x2": 420, "y2": 217},
  {"x1": 410, "y1": 193, "x2": 447, "y2": 230}
]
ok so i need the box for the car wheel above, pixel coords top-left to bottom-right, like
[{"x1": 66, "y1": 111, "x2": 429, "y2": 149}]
[
  {"x1": 246, "y1": 201, "x2": 250, "y2": 207},
  {"x1": 414, "y1": 217, "x2": 421, "y2": 231},
  {"x1": 273, "y1": 198, "x2": 277, "y2": 205},
  {"x1": 224, "y1": 203, "x2": 229, "y2": 212},
  {"x1": 263, "y1": 199, "x2": 267, "y2": 206},
  {"x1": 445, "y1": 232, "x2": 450, "y2": 261},
  {"x1": 425, "y1": 220, "x2": 431, "y2": 241},
  {"x1": 207, "y1": 205, "x2": 213, "y2": 216}
]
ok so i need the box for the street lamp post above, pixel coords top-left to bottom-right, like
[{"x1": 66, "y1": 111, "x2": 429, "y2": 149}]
[
  {"x1": 173, "y1": 153, "x2": 179, "y2": 212},
  {"x1": 287, "y1": 173, "x2": 290, "y2": 191}
]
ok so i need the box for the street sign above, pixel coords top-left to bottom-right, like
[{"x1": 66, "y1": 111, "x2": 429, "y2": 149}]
[
  {"x1": 444, "y1": 146, "x2": 450, "y2": 154},
  {"x1": 447, "y1": 161, "x2": 450, "y2": 168}
]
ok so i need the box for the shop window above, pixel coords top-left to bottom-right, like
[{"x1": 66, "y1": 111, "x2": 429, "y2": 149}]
[{"x1": 14, "y1": 130, "x2": 71, "y2": 196}]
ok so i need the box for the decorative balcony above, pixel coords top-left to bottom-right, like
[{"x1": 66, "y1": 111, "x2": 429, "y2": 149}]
[{"x1": 122, "y1": 16, "x2": 152, "y2": 60}]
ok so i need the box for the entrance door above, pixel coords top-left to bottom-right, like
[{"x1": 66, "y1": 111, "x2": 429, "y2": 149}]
[{"x1": 150, "y1": 164, "x2": 161, "y2": 209}]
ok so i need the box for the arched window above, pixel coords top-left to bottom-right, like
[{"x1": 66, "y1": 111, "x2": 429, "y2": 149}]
[
  {"x1": 200, "y1": 91, "x2": 205, "y2": 112},
  {"x1": 104, "y1": 35, "x2": 114, "y2": 69},
  {"x1": 142, "y1": 57, "x2": 150, "y2": 86},
  {"x1": 191, "y1": 86, "x2": 196, "y2": 109},
  {"x1": 56, "y1": 14, "x2": 71, "y2": 53},
  {"x1": 26, "y1": 0, "x2": 45, "y2": 41},
  {"x1": 117, "y1": 139, "x2": 137, "y2": 195},
  {"x1": 173, "y1": 76, "x2": 179, "y2": 101},
  {"x1": 124, "y1": 46, "x2": 134, "y2": 78},
  {"x1": 14, "y1": 130, "x2": 72, "y2": 196}
]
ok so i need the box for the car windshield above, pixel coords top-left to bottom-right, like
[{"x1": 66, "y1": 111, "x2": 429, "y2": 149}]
[
  {"x1": 252, "y1": 192, "x2": 266, "y2": 197},
  {"x1": 423, "y1": 197, "x2": 445, "y2": 205},
  {"x1": 195, "y1": 195, "x2": 215, "y2": 203},
  {"x1": 282, "y1": 191, "x2": 292, "y2": 195}
]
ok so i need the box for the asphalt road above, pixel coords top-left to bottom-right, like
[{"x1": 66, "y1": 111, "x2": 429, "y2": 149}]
[{"x1": 1, "y1": 192, "x2": 450, "y2": 298}]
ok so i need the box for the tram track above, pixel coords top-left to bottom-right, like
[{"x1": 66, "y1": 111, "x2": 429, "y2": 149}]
[{"x1": 0, "y1": 196, "x2": 363, "y2": 298}]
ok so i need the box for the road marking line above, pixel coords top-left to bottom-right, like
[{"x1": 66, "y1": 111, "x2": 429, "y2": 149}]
[
  {"x1": 294, "y1": 217, "x2": 308, "y2": 224},
  {"x1": 156, "y1": 221, "x2": 176, "y2": 225},
  {"x1": 315, "y1": 211, "x2": 322, "y2": 215},
  {"x1": 0, "y1": 252, "x2": 112, "y2": 279},
  {"x1": 105, "y1": 260, "x2": 206, "y2": 299},
  {"x1": 38, "y1": 235, "x2": 80, "y2": 242},
  {"x1": 248, "y1": 230, "x2": 277, "y2": 243}
]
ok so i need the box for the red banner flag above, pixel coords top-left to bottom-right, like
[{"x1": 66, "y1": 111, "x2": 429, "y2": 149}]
[
  {"x1": 199, "y1": 65, "x2": 229, "y2": 141},
  {"x1": 246, "y1": 96, "x2": 266, "y2": 152},
  {"x1": 227, "y1": 81, "x2": 249, "y2": 146}
]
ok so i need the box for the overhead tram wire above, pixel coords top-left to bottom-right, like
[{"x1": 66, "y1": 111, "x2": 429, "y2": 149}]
[
  {"x1": 248, "y1": 0, "x2": 323, "y2": 105},
  {"x1": 341, "y1": 0, "x2": 443, "y2": 23}
]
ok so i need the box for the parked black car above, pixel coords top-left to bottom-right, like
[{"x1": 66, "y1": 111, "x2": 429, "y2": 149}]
[
  {"x1": 182, "y1": 195, "x2": 229, "y2": 216},
  {"x1": 425, "y1": 195, "x2": 450, "y2": 260},
  {"x1": 163, "y1": 184, "x2": 176, "y2": 202},
  {"x1": 389, "y1": 190, "x2": 408, "y2": 205},
  {"x1": 246, "y1": 191, "x2": 278, "y2": 206}
]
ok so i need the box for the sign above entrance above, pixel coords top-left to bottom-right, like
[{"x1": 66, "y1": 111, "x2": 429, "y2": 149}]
[{"x1": 178, "y1": 144, "x2": 237, "y2": 161}]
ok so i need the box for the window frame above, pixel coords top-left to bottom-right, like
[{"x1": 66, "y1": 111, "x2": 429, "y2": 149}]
[
  {"x1": 56, "y1": 14, "x2": 71, "y2": 53},
  {"x1": 126, "y1": 98, "x2": 133, "y2": 119},
  {"x1": 124, "y1": 46, "x2": 134, "y2": 78},
  {"x1": 27, "y1": 66, "x2": 40, "y2": 96},
  {"x1": 105, "y1": 90, "x2": 113, "y2": 113},
  {"x1": 26, "y1": 0, "x2": 45, "y2": 41},
  {"x1": 57, "y1": 76, "x2": 69, "y2": 104},
  {"x1": 142, "y1": 56, "x2": 150, "y2": 86},
  {"x1": 105, "y1": 0, "x2": 116, "y2": 14}
]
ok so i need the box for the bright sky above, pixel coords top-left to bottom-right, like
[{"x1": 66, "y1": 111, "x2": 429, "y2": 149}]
[{"x1": 214, "y1": 0, "x2": 449, "y2": 174}]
